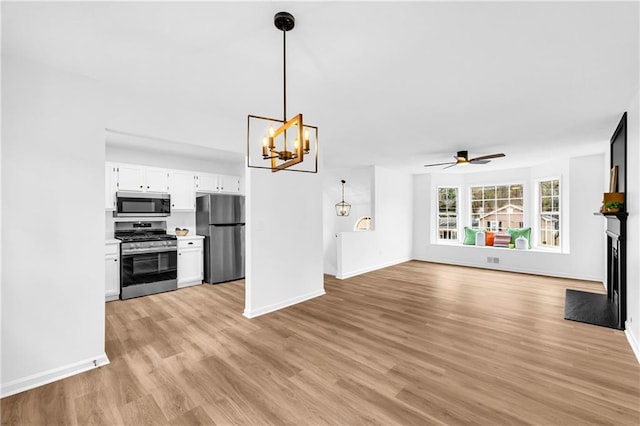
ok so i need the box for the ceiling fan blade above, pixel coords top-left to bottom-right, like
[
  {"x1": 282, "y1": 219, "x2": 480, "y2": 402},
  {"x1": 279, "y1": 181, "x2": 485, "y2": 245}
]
[
  {"x1": 469, "y1": 153, "x2": 505, "y2": 162},
  {"x1": 470, "y1": 159, "x2": 491, "y2": 164},
  {"x1": 424, "y1": 161, "x2": 456, "y2": 168},
  {"x1": 442, "y1": 163, "x2": 457, "y2": 170}
]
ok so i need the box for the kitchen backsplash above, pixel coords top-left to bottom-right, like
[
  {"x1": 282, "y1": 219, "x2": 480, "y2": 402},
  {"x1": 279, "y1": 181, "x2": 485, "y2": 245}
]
[{"x1": 106, "y1": 210, "x2": 197, "y2": 239}]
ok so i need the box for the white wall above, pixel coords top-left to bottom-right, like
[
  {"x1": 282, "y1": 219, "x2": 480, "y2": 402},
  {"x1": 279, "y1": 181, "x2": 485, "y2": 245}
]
[
  {"x1": 106, "y1": 145, "x2": 244, "y2": 178},
  {"x1": 625, "y1": 91, "x2": 640, "y2": 362},
  {"x1": 322, "y1": 166, "x2": 373, "y2": 276},
  {"x1": 413, "y1": 155, "x2": 605, "y2": 281},
  {"x1": 1, "y1": 56, "x2": 108, "y2": 396},
  {"x1": 336, "y1": 166, "x2": 413, "y2": 279},
  {"x1": 244, "y1": 167, "x2": 325, "y2": 317}
]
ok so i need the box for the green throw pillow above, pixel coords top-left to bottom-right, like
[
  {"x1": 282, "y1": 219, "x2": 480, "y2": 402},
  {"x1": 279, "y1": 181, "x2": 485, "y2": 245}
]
[
  {"x1": 463, "y1": 227, "x2": 486, "y2": 245},
  {"x1": 507, "y1": 227, "x2": 531, "y2": 249}
]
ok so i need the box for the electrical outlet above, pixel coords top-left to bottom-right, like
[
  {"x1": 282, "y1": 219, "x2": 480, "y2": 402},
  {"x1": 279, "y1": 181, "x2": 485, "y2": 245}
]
[
  {"x1": 487, "y1": 256, "x2": 493, "y2": 263},
  {"x1": 494, "y1": 257, "x2": 500, "y2": 264}
]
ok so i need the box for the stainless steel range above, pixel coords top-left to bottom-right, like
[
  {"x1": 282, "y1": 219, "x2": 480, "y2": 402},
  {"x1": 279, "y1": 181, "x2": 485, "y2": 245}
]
[{"x1": 114, "y1": 221, "x2": 177, "y2": 299}]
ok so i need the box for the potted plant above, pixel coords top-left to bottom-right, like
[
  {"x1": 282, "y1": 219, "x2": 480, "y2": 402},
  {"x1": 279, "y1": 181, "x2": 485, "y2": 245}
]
[{"x1": 604, "y1": 201, "x2": 624, "y2": 213}]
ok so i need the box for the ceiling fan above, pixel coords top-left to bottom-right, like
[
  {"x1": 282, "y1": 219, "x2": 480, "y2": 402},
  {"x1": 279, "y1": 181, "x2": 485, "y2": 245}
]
[{"x1": 424, "y1": 150, "x2": 505, "y2": 169}]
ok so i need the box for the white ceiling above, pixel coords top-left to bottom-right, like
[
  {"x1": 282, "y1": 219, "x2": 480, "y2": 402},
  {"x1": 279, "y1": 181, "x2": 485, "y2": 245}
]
[{"x1": 2, "y1": 1, "x2": 638, "y2": 174}]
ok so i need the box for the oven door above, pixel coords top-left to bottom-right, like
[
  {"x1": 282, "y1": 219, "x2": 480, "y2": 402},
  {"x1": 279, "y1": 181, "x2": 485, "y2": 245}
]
[
  {"x1": 115, "y1": 192, "x2": 171, "y2": 217},
  {"x1": 120, "y1": 247, "x2": 177, "y2": 299}
]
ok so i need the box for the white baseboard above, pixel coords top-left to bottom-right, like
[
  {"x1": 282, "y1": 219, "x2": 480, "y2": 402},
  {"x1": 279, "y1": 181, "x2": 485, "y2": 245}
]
[
  {"x1": 413, "y1": 257, "x2": 601, "y2": 282},
  {"x1": 625, "y1": 323, "x2": 640, "y2": 364},
  {"x1": 1, "y1": 353, "x2": 110, "y2": 398},
  {"x1": 243, "y1": 289, "x2": 326, "y2": 319},
  {"x1": 337, "y1": 257, "x2": 412, "y2": 280}
]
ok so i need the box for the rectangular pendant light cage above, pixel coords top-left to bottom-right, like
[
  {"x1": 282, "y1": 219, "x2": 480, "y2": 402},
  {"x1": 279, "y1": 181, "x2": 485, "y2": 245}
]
[
  {"x1": 335, "y1": 201, "x2": 351, "y2": 216},
  {"x1": 247, "y1": 114, "x2": 318, "y2": 173}
]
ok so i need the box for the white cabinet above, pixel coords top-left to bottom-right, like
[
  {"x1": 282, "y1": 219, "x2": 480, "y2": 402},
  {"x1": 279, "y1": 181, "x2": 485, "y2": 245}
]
[
  {"x1": 218, "y1": 174, "x2": 241, "y2": 193},
  {"x1": 105, "y1": 241, "x2": 120, "y2": 301},
  {"x1": 177, "y1": 237, "x2": 203, "y2": 288},
  {"x1": 145, "y1": 167, "x2": 170, "y2": 193},
  {"x1": 195, "y1": 173, "x2": 241, "y2": 194},
  {"x1": 195, "y1": 173, "x2": 219, "y2": 193},
  {"x1": 105, "y1": 163, "x2": 118, "y2": 210},
  {"x1": 170, "y1": 171, "x2": 196, "y2": 211},
  {"x1": 116, "y1": 164, "x2": 146, "y2": 192},
  {"x1": 114, "y1": 164, "x2": 170, "y2": 193}
]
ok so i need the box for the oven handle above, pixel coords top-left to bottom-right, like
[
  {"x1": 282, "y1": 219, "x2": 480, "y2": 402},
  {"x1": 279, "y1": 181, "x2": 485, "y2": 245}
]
[{"x1": 122, "y1": 247, "x2": 177, "y2": 255}]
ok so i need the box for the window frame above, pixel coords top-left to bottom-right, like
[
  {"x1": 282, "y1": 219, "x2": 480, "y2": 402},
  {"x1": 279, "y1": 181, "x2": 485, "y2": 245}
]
[
  {"x1": 535, "y1": 176, "x2": 562, "y2": 251},
  {"x1": 468, "y1": 182, "x2": 526, "y2": 232},
  {"x1": 435, "y1": 186, "x2": 461, "y2": 244}
]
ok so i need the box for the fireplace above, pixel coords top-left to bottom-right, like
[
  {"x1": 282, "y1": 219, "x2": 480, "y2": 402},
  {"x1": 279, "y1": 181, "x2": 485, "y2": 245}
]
[{"x1": 564, "y1": 112, "x2": 627, "y2": 330}]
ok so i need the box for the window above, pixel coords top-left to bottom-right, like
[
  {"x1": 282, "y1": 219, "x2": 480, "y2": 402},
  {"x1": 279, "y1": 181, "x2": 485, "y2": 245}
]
[
  {"x1": 437, "y1": 187, "x2": 458, "y2": 240},
  {"x1": 538, "y1": 179, "x2": 560, "y2": 247},
  {"x1": 354, "y1": 216, "x2": 372, "y2": 231},
  {"x1": 470, "y1": 184, "x2": 523, "y2": 232}
]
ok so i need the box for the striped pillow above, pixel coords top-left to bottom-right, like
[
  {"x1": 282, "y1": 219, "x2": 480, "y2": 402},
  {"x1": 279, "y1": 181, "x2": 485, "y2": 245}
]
[{"x1": 493, "y1": 233, "x2": 512, "y2": 248}]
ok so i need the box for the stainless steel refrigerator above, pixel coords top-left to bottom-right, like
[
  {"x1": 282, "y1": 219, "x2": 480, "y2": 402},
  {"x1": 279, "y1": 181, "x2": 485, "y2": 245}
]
[{"x1": 196, "y1": 194, "x2": 245, "y2": 284}]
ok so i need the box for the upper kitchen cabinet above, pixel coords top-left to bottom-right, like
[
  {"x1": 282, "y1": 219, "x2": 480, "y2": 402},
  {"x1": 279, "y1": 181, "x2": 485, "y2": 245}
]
[
  {"x1": 116, "y1": 164, "x2": 170, "y2": 193},
  {"x1": 195, "y1": 173, "x2": 219, "y2": 193},
  {"x1": 144, "y1": 167, "x2": 171, "y2": 192},
  {"x1": 116, "y1": 163, "x2": 146, "y2": 192},
  {"x1": 105, "y1": 162, "x2": 118, "y2": 210},
  {"x1": 218, "y1": 174, "x2": 241, "y2": 193},
  {"x1": 196, "y1": 173, "x2": 241, "y2": 194},
  {"x1": 170, "y1": 171, "x2": 196, "y2": 211}
]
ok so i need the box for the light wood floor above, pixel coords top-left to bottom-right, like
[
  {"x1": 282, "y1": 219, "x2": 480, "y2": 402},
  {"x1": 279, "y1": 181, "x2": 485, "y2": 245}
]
[{"x1": 2, "y1": 261, "x2": 639, "y2": 425}]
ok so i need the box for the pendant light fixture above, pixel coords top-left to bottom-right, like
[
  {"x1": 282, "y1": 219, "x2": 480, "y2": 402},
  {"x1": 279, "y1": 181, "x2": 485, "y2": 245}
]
[
  {"x1": 335, "y1": 180, "x2": 351, "y2": 216},
  {"x1": 247, "y1": 11, "x2": 318, "y2": 173}
]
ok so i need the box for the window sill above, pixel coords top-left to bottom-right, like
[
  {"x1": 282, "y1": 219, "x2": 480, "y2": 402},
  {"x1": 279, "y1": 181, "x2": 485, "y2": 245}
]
[{"x1": 436, "y1": 242, "x2": 564, "y2": 254}]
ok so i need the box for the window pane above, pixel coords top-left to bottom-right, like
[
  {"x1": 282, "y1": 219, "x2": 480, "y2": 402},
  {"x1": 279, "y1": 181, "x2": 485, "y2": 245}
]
[
  {"x1": 540, "y1": 181, "x2": 551, "y2": 196},
  {"x1": 471, "y1": 187, "x2": 483, "y2": 201},
  {"x1": 510, "y1": 185, "x2": 523, "y2": 198},
  {"x1": 538, "y1": 179, "x2": 560, "y2": 247},
  {"x1": 470, "y1": 182, "x2": 526, "y2": 235},
  {"x1": 484, "y1": 186, "x2": 496, "y2": 199},
  {"x1": 437, "y1": 187, "x2": 458, "y2": 240},
  {"x1": 496, "y1": 185, "x2": 509, "y2": 199}
]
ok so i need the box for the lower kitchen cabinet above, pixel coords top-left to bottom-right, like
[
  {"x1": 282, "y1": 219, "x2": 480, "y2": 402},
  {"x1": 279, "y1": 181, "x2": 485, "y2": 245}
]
[
  {"x1": 105, "y1": 241, "x2": 120, "y2": 301},
  {"x1": 178, "y1": 236, "x2": 204, "y2": 288}
]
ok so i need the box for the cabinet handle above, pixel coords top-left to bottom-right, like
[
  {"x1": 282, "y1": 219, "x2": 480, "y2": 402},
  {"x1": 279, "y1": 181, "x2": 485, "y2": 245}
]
[
  {"x1": 147, "y1": 186, "x2": 150, "y2": 189},
  {"x1": 114, "y1": 259, "x2": 118, "y2": 262},
  {"x1": 172, "y1": 204, "x2": 175, "y2": 207},
  {"x1": 179, "y1": 253, "x2": 182, "y2": 256},
  {"x1": 140, "y1": 185, "x2": 143, "y2": 188},
  {"x1": 188, "y1": 242, "x2": 193, "y2": 245}
]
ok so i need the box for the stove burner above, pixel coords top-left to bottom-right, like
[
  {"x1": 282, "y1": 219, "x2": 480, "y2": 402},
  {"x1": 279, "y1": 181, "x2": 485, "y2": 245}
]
[{"x1": 115, "y1": 234, "x2": 177, "y2": 243}]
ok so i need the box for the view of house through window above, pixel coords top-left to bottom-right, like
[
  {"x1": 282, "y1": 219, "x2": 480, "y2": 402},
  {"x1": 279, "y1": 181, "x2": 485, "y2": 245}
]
[
  {"x1": 470, "y1": 184, "x2": 523, "y2": 231},
  {"x1": 539, "y1": 179, "x2": 560, "y2": 247},
  {"x1": 437, "y1": 187, "x2": 458, "y2": 240}
]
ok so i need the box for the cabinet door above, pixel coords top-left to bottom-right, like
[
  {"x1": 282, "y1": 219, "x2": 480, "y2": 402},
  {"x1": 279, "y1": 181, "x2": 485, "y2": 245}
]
[
  {"x1": 178, "y1": 248, "x2": 203, "y2": 288},
  {"x1": 170, "y1": 171, "x2": 196, "y2": 211},
  {"x1": 105, "y1": 253, "x2": 120, "y2": 301},
  {"x1": 117, "y1": 164, "x2": 145, "y2": 192},
  {"x1": 196, "y1": 173, "x2": 219, "y2": 193},
  {"x1": 145, "y1": 167, "x2": 170, "y2": 193},
  {"x1": 218, "y1": 174, "x2": 240, "y2": 193},
  {"x1": 105, "y1": 163, "x2": 118, "y2": 210}
]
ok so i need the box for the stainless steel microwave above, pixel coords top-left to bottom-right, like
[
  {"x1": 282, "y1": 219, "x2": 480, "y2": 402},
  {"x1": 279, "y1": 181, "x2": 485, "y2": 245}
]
[{"x1": 114, "y1": 192, "x2": 171, "y2": 217}]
